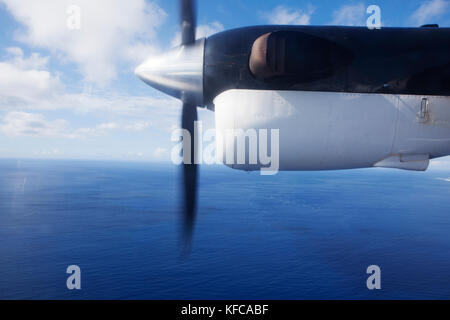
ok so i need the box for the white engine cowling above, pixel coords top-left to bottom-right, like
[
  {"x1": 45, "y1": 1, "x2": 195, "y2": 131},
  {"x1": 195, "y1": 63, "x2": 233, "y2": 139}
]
[{"x1": 213, "y1": 89, "x2": 450, "y2": 172}]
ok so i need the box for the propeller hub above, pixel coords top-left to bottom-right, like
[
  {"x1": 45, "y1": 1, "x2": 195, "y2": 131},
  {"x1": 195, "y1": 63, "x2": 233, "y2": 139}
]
[{"x1": 135, "y1": 39, "x2": 205, "y2": 106}]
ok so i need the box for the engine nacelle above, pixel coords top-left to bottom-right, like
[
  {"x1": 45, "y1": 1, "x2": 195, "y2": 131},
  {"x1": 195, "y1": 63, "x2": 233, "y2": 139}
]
[{"x1": 214, "y1": 89, "x2": 450, "y2": 173}]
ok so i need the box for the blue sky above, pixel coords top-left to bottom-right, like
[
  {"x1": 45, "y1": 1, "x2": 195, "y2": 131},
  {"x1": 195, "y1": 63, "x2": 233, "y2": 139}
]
[{"x1": 0, "y1": 0, "x2": 449, "y2": 168}]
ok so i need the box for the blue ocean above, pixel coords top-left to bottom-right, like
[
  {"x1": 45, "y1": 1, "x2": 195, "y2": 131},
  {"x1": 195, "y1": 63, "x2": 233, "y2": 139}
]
[{"x1": 0, "y1": 159, "x2": 450, "y2": 300}]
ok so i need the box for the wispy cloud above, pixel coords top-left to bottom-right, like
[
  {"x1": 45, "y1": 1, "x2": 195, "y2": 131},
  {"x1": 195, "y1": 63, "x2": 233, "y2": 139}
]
[
  {"x1": 262, "y1": 5, "x2": 315, "y2": 25},
  {"x1": 0, "y1": 48, "x2": 177, "y2": 112},
  {"x1": 0, "y1": 47, "x2": 179, "y2": 139},
  {"x1": 0, "y1": 47, "x2": 62, "y2": 104},
  {"x1": 0, "y1": 112, "x2": 68, "y2": 137},
  {"x1": 1, "y1": 0, "x2": 167, "y2": 86},
  {"x1": 153, "y1": 147, "x2": 168, "y2": 160},
  {"x1": 330, "y1": 3, "x2": 366, "y2": 26},
  {"x1": 410, "y1": 0, "x2": 450, "y2": 26},
  {"x1": 429, "y1": 158, "x2": 450, "y2": 171},
  {"x1": 70, "y1": 121, "x2": 153, "y2": 139},
  {"x1": 0, "y1": 111, "x2": 153, "y2": 139}
]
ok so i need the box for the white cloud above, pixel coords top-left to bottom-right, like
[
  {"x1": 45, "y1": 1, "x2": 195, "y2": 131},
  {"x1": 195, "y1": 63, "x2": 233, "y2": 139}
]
[
  {"x1": 263, "y1": 5, "x2": 314, "y2": 25},
  {"x1": 124, "y1": 121, "x2": 152, "y2": 131},
  {"x1": 331, "y1": 3, "x2": 366, "y2": 26},
  {"x1": 153, "y1": 147, "x2": 168, "y2": 159},
  {"x1": 4, "y1": 47, "x2": 49, "y2": 69},
  {"x1": 410, "y1": 0, "x2": 450, "y2": 26},
  {"x1": 171, "y1": 22, "x2": 225, "y2": 47},
  {"x1": 1, "y1": 0, "x2": 167, "y2": 85},
  {"x1": 96, "y1": 122, "x2": 120, "y2": 130},
  {"x1": 0, "y1": 48, "x2": 62, "y2": 105},
  {"x1": 0, "y1": 111, "x2": 68, "y2": 137},
  {"x1": 3, "y1": 88, "x2": 179, "y2": 133},
  {"x1": 0, "y1": 46, "x2": 181, "y2": 141},
  {"x1": 0, "y1": 111, "x2": 154, "y2": 139},
  {"x1": 429, "y1": 157, "x2": 450, "y2": 170},
  {"x1": 34, "y1": 149, "x2": 64, "y2": 156},
  {"x1": 122, "y1": 43, "x2": 161, "y2": 65},
  {"x1": 0, "y1": 47, "x2": 179, "y2": 117},
  {"x1": 80, "y1": 121, "x2": 152, "y2": 135}
]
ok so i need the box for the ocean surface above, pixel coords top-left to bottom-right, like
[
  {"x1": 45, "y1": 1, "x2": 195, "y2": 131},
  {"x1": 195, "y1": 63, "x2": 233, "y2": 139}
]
[{"x1": 0, "y1": 159, "x2": 450, "y2": 300}]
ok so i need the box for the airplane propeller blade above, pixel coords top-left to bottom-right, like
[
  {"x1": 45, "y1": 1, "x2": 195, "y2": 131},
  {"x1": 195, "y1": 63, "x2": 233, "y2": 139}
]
[
  {"x1": 181, "y1": 102, "x2": 198, "y2": 252},
  {"x1": 181, "y1": 0, "x2": 196, "y2": 45},
  {"x1": 180, "y1": 0, "x2": 198, "y2": 252},
  {"x1": 136, "y1": 0, "x2": 202, "y2": 253}
]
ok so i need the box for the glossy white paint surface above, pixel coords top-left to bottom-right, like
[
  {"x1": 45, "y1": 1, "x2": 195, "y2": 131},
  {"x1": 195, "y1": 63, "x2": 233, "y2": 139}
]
[{"x1": 214, "y1": 89, "x2": 450, "y2": 171}]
